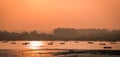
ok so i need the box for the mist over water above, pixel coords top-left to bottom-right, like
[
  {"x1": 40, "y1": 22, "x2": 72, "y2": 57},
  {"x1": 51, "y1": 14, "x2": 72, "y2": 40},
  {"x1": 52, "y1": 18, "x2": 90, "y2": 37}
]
[{"x1": 1, "y1": 0, "x2": 120, "y2": 57}]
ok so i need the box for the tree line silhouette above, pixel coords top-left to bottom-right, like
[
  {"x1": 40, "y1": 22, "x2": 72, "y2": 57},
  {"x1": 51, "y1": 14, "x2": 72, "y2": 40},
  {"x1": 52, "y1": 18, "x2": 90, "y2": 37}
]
[
  {"x1": 0, "y1": 29, "x2": 120, "y2": 41},
  {"x1": 0, "y1": 31, "x2": 55, "y2": 41}
]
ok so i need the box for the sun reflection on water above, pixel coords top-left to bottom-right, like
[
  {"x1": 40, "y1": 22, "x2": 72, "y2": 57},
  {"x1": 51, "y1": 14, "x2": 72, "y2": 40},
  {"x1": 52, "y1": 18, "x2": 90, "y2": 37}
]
[{"x1": 29, "y1": 41, "x2": 43, "y2": 49}]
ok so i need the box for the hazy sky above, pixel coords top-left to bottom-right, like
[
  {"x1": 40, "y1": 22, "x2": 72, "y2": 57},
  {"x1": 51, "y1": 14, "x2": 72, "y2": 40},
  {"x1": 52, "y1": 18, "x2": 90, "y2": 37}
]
[{"x1": 0, "y1": 0, "x2": 120, "y2": 32}]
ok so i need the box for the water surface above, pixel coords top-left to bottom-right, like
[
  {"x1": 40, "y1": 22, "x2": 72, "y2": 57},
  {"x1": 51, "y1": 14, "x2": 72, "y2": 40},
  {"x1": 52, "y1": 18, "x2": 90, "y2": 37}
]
[{"x1": 0, "y1": 41, "x2": 120, "y2": 57}]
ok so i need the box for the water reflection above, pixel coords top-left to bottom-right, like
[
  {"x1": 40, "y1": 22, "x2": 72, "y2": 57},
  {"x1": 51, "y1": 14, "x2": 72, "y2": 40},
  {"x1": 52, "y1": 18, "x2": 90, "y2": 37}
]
[
  {"x1": 0, "y1": 41, "x2": 120, "y2": 57},
  {"x1": 29, "y1": 41, "x2": 44, "y2": 49}
]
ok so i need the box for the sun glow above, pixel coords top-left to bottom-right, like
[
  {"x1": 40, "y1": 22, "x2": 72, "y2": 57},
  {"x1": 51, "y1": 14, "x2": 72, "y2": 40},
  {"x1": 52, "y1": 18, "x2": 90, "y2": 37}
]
[{"x1": 29, "y1": 41, "x2": 43, "y2": 49}]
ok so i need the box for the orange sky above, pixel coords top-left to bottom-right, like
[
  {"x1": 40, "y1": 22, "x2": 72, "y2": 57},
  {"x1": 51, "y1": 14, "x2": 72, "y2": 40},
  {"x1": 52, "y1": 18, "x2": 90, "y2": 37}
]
[{"x1": 0, "y1": 0, "x2": 120, "y2": 32}]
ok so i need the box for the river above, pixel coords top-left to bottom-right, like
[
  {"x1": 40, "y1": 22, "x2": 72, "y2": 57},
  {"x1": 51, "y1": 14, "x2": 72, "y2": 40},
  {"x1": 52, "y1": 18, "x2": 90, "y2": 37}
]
[{"x1": 0, "y1": 41, "x2": 120, "y2": 57}]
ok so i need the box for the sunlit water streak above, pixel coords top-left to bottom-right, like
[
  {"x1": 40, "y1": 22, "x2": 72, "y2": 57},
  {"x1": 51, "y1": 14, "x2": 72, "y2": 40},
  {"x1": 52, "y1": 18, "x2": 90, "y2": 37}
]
[
  {"x1": 0, "y1": 41, "x2": 120, "y2": 57},
  {"x1": 0, "y1": 41, "x2": 120, "y2": 50},
  {"x1": 29, "y1": 41, "x2": 44, "y2": 49}
]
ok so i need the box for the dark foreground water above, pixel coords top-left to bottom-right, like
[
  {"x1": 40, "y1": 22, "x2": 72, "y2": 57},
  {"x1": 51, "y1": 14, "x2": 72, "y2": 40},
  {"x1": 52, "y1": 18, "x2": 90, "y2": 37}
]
[
  {"x1": 0, "y1": 50, "x2": 120, "y2": 57},
  {"x1": 0, "y1": 41, "x2": 120, "y2": 57}
]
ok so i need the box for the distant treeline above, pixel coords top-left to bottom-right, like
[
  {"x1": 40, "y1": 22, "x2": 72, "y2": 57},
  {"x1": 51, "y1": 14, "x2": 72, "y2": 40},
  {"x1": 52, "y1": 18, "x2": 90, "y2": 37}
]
[
  {"x1": 0, "y1": 29, "x2": 120, "y2": 41},
  {"x1": 0, "y1": 31, "x2": 55, "y2": 41}
]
